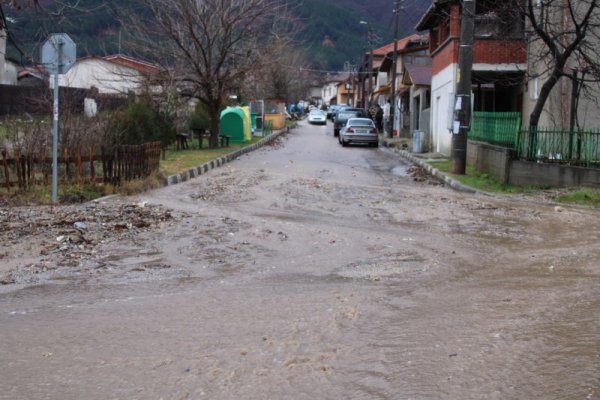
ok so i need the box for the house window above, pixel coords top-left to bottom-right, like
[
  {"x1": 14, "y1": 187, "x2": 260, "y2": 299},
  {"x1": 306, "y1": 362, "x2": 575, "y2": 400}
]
[
  {"x1": 424, "y1": 89, "x2": 431, "y2": 109},
  {"x1": 474, "y1": 0, "x2": 524, "y2": 39},
  {"x1": 414, "y1": 56, "x2": 430, "y2": 66}
]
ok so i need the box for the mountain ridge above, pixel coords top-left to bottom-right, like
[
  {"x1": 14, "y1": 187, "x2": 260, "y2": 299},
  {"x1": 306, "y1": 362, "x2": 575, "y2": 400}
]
[{"x1": 5, "y1": 0, "x2": 431, "y2": 70}]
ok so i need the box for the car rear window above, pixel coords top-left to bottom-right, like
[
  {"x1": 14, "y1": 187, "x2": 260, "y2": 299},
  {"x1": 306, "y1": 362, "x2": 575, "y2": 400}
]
[
  {"x1": 350, "y1": 120, "x2": 375, "y2": 127},
  {"x1": 338, "y1": 112, "x2": 360, "y2": 120}
]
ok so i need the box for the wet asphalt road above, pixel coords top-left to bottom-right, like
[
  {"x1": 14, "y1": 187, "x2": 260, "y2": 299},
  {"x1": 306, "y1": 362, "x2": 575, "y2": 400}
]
[{"x1": 1, "y1": 121, "x2": 600, "y2": 399}]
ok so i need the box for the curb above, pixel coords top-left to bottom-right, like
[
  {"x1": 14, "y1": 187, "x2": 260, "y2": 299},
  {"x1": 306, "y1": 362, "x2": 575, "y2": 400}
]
[
  {"x1": 162, "y1": 127, "x2": 292, "y2": 187},
  {"x1": 383, "y1": 143, "x2": 485, "y2": 195}
]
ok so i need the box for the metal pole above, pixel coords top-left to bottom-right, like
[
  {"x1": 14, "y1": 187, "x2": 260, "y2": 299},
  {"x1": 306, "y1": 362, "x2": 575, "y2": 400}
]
[
  {"x1": 451, "y1": 0, "x2": 476, "y2": 174},
  {"x1": 389, "y1": 0, "x2": 401, "y2": 138},
  {"x1": 51, "y1": 40, "x2": 63, "y2": 204},
  {"x1": 52, "y1": 73, "x2": 59, "y2": 204}
]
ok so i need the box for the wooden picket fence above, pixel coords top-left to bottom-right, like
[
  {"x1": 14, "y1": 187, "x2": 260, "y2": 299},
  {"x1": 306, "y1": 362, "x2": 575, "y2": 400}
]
[{"x1": 1, "y1": 141, "x2": 162, "y2": 191}]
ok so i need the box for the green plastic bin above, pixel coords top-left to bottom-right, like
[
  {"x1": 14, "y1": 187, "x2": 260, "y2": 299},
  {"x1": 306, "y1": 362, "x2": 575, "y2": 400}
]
[{"x1": 220, "y1": 107, "x2": 246, "y2": 143}]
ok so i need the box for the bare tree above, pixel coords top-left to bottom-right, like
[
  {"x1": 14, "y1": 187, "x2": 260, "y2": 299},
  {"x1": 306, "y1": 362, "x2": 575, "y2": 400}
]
[
  {"x1": 123, "y1": 0, "x2": 290, "y2": 148},
  {"x1": 521, "y1": 0, "x2": 600, "y2": 127},
  {"x1": 247, "y1": 39, "x2": 312, "y2": 105}
]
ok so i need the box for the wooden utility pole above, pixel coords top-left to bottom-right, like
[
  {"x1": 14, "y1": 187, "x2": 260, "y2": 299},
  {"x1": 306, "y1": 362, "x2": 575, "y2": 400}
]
[
  {"x1": 389, "y1": 0, "x2": 401, "y2": 138},
  {"x1": 451, "y1": 0, "x2": 476, "y2": 174}
]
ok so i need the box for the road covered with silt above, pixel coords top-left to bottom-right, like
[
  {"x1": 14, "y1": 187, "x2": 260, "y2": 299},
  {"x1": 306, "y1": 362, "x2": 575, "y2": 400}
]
[{"x1": 1, "y1": 121, "x2": 599, "y2": 399}]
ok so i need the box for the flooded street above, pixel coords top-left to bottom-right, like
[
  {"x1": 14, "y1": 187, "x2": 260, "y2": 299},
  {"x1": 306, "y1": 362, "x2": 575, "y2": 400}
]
[{"x1": 2, "y1": 121, "x2": 600, "y2": 399}]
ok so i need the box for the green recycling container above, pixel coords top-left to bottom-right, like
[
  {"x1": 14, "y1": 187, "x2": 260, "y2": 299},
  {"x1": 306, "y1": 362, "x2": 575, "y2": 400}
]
[{"x1": 220, "y1": 107, "x2": 246, "y2": 143}]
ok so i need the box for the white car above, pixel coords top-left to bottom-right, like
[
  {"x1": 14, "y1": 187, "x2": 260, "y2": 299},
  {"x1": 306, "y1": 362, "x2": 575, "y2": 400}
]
[
  {"x1": 307, "y1": 109, "x2": 327, "y2": 125},
  {"x1": 339, "y1": 118, "x2": 379, "y2": 147}
]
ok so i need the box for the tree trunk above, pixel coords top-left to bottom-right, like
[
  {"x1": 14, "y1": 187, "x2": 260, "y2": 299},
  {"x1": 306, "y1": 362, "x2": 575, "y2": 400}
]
[
  {"x1": 527, "y1": 69, "x2": 561, "y2": 159},
  {"x1": 208, "y1": 102, "x2": 221, "y2": 149}
]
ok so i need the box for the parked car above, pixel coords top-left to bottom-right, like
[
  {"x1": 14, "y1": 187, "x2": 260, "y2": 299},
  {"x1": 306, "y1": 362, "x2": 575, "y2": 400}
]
[
  {"x1": 307, "y1": 109, "x2": 327, "y2": 125},
  {"x1": 327, "y1": 105, "x2": 341, "y2": 120},
  {"x1": 338, "y1": 117, "x2": 379, "y2": 147},
  {"x1": 333, "y1": 107, "x2": 368, "y2": 136}
]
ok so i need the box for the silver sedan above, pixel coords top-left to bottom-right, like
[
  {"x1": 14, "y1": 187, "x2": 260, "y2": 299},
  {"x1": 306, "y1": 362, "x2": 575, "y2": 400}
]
[
  {"x1": 338, "y1": 118, "x2": 379, "y2": 147},
  {"x1": 307, "y1": 109, "x2": 327, "y2": 125}
]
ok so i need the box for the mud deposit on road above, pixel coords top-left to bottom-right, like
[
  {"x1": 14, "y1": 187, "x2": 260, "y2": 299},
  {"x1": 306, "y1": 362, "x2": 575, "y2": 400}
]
[{"x1": 2, "y1": 122, "x2": 600, "y2": 399}]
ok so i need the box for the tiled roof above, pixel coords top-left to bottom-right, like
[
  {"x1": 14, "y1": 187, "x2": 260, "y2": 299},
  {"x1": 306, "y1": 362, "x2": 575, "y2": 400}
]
[
  {"x1": 404, "y1": 64, "x2": 432, "y2": 86},
  {"x1": 372, "y1": 33, "x2": 429, "y2": 56},
  {"x1": 102, "y1": 54, "x2": 160, "y2": 75}
]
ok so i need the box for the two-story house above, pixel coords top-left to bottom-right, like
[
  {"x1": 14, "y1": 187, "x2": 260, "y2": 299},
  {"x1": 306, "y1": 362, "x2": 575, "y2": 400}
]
[
  {"x1": 378, "y1": 33, "x2": 430, "y2": 138},
  {"x1": 416, "y1": 0, "x2": 527, "y2": 155}
]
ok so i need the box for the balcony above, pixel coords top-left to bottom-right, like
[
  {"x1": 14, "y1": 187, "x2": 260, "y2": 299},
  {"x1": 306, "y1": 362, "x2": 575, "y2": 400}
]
[{"x1": 475, "y1": 13, "x2": 524, "y2": 40}]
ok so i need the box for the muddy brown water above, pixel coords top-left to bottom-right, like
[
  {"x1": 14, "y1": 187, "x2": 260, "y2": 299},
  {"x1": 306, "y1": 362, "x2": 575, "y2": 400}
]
[{"x1": 1, "y1": 122, "x2": 600, "y2": 399}]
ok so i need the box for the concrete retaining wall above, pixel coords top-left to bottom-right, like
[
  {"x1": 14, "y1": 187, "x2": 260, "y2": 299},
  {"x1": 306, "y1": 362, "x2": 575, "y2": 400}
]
[
  {"x1": 467, "y1": 141, "x2": 514, "y2": 184},
  {"x1": 509, "y1": 160, "x2": 600, "y2": 188},
  {"x1": 468, "y1": 140, "x2": 600, "y2": 188}
]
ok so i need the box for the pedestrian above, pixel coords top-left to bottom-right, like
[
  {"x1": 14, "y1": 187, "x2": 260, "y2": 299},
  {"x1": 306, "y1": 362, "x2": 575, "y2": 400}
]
[{"x1": 375, "y1": 104, "x2": 383, "y2": 131}]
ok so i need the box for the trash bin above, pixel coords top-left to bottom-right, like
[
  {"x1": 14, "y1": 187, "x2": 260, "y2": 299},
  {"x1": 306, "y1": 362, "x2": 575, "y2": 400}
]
[
  {"x1": 412, "y1": 130, "x2": 424, "y2": 153},
  {"x1": 220, "y1": 107, "x2": 246, "y2": 143}
]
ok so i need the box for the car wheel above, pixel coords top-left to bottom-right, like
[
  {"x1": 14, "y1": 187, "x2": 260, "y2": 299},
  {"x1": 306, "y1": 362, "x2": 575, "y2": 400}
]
[{"x1": 341, "y1": 140, "x2": 348, "y2": 147}]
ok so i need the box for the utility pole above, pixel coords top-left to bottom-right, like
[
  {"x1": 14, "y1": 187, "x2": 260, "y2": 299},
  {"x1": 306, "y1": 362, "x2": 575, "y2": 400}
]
[
  {"x1": 389, "y1": 0, "x2": 401, "y2": 138},
  {"x1": 367, "y1": 27, "x2": 375, "y2": 108},
  {"x1": 451, "y1": 0, "x2": 476, "y2": 174}
]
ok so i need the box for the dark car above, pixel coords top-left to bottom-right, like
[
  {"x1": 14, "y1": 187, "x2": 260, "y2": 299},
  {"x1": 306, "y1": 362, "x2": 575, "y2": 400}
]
[
  {"x1": 327, "y1": 104, "x2": 341, "y2": 120},
  {"x1": 333, "y1": 107, "x2": 368, "y2": 137}
]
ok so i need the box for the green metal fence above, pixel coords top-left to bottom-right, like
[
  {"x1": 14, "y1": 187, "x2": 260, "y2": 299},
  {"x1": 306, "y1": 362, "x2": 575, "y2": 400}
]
[
  {"x1": 469, "y1": 112, "x2": 521, "y2": 149},
  {"x1": 518, "y1": 127, "x2": 600, "y2": 167}
]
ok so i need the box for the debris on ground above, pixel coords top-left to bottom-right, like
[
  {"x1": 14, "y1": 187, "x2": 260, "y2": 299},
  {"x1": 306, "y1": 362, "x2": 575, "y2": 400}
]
[
  {"x1": 407, "y1": 165, "x2": 442, "y2": 185},
  {"x1": 0, "y1": 200, "x2": 175, "y2": 285}
]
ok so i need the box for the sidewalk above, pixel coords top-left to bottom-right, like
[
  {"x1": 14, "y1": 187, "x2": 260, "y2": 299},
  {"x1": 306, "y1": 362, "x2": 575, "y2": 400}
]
[
  {"x1": 379, "y1": 135, "x2": 483, "y2": 195},
  {"x1": 163, "y1": 126, "x2": 292, "y2": 186}
]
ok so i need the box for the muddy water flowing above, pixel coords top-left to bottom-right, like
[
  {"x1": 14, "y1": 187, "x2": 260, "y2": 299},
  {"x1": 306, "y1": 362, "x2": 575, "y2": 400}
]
[{"x1": 1, "y1": 122, "x2": 600, "y2": 399}]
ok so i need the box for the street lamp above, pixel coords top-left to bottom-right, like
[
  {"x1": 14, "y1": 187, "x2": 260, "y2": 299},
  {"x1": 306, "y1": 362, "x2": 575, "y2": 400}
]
[{"x1": 360, "y1": 20, "x2": 375, "y2": 110}]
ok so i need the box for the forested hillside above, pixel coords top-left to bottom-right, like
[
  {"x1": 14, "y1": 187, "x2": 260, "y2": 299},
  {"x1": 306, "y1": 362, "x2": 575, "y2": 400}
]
[{"x1": 4, "y1": 0, "x2": 430, "y2": 70}]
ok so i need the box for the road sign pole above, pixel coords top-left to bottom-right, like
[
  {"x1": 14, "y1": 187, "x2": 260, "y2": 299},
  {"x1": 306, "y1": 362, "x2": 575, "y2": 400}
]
[
  {"x1": 52, "y1": 71, "x2": 59, "y2": 204},
  {"x1": 41, "y1": 33, "x2": 75, "y2": 205}
]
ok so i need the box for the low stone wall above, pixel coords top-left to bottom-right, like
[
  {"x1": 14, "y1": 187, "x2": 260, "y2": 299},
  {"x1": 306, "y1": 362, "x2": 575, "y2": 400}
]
[
  {"x1": 468, "y1": 140, "x2": 600, "y2": 188},
  {"x1": 467, "y1": 140, "x2": 514, "y2": 184},
  {"x1": 509, "y1": 160, "x2": 600, "y2": 188}
]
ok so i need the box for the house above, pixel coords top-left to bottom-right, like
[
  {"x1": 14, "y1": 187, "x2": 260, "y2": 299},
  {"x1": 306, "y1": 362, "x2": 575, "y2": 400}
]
[
  {"x1": 53, "y1": 54, "x2": 160, "y2": 95},
  {"x1": 376, "y1": 33, "x2": 430, "y2": 137},
  {"x1": 17, "y1": 66, "x2": 47, "y2": 87},
  {"x1": 322, "y1": 73, "x2": 349, "y2": 106},
  {"x1": 416, "y1": 0, "x2": 527, "y2": 155},
  {"x1": 336, "y1": 75, "x2": 358, "y2": 107},
  {"x1": 521, "y1": 3, "x2": 600, "y2": 129},
  {"x1": 402, "y1": 64, "x2": 433, "y2": 142},
  {"x1": 359, "y1": 40, "x2": 394, "y2": 109},
  {"x1": 0, "y1": 28, "x2": 18, "y2": 85}
]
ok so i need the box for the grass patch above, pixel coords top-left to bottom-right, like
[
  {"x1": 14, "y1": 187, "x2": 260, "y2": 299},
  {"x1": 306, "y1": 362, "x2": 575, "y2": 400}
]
[
  {"x1": 160, "y1": 136, "x2": 263, "y2": 176},
  {"x1": 556, "y1": 188, "x2": 600, "y2": 206},
  {"x1": 427, "y1": 160, "x2": 600, "y2": 205},
  {"x1": 427, "y1": 160, "x2": 527, "y2": 193},
  {"x1": 118, "y1": 173, "x2": 164, "y2": 195},
  {"x1": 0, "y1": 182, "x2": 112, "y2": 205}
]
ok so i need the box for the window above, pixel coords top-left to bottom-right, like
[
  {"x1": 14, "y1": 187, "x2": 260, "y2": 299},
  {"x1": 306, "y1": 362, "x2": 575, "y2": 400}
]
[{"x1": 424, "y1": 89, "x2": 431, "y2": 109}]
